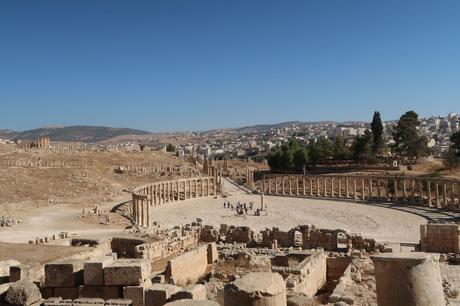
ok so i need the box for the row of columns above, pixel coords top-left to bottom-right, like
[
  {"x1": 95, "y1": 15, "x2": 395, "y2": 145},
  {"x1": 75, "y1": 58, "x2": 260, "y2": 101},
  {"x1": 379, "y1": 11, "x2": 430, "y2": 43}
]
[
  {"x1": 132, "y1": 177, "x2": 218, "y2": 227},
  {"x1": 262, "y1": 175, "x2": 460, "y2": 211},
  {"x1": 246, "y1": 168, "x2": 255, "y2": 189}
]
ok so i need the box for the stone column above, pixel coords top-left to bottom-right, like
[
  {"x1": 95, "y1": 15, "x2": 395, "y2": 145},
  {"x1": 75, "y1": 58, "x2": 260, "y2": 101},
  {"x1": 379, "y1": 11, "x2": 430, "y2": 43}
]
[
  {"x1": 377, "y1": 179, "x2": 382, "y2": 199},
  {"x1": 316, "y1": 178, "x2": 320, "y2": 196},
  {"x1": 435, "y1": 182, "x2": 440, "y2": 207},
  {"x1": 331, "y1": 178, "x2": 335, "y2": 197},
  {"x1": 176, "y1": 181, "x2": 179, "y2": 200},
  {"x1": 353, "y1": 178, "x2": 357, "y2": 199},
  {"x1": 262, "y1": 176, "x2": 266, "y2": 194},
  {"x1": 268, "y1": 178, "x2": 272, "y2": 194},
  {"x1": 443, "y1": 182, "x2": 447, "y2": 208},
  {"x1": 295, "y1": 177, "x2": 299, "y2": 195},
  {"x1": 403, "y1": 179, "x2": 407, "y2": 202},
  {"x1": 451, "y1": 182, "x2": 456, "y2": 209},
  {"x1": 309, "y1": 179, "x2": 313, "y2": 196},
  {"x1": 411, "y1": 179, "x2": 416, "y2": 203},
  {"x1": 194, "y1": 179, "x2": 198, "y2": 198},
  {"x1": 323, "y1": 177, "x2": 327, "y2": 197},
  {"x1": 201, "y1": 178, "x2": 204, "y2": 197},
  {"x1": 302, "y1": 178, "x2": 306, "y2": 195},
  {"x1": 427, "y1": 181, "x2": 432, "y2": 207},
  {"x1": 338, "y1": 178, "x2": 342, "y2": 198},
  {"x1": 146, "y1": 198, "x2": 150, "y2": 227},
  {"x1": 361, "y1": 178, "x2": 365, "y2": 200},
  {"x1": 140, "y1": 198, "x2": 145, "y2": 227},
  {"x1": 275, "y1": 177, "x2": 279, "y2": 195},
  {"x1": 371, "y1": 253, "x2": 445, "y2": 306},
  {"x1": 393, "y1": 179, "x2": 398, "y2": 202},
  {"x1": 282, "y1": 177, "x2": 285, "y2": 195},
  {"x1": 419, "y1": 180, "x2": 424, "y2": 204},
  {"x1": 345, "y1": 177, "x2": 349, "y2": 198},
  {"x1": 369, "y1": 178, "x2": 373, "y2": 198},
  {"x1": 289, "y1": 176, "x2": 292, "y2": 195},
  {"x1": 132, "y1": 197, "x2": 137, "y2": 226},
  {"x1": 207, "y1": 178, "x2": 210, "y2": 196}
]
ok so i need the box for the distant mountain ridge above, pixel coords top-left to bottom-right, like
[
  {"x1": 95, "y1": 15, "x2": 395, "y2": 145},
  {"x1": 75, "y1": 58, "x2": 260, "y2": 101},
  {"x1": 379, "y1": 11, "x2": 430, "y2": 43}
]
[{"x1": 3, "y1": 126, "x2": 151, "y2": 142}]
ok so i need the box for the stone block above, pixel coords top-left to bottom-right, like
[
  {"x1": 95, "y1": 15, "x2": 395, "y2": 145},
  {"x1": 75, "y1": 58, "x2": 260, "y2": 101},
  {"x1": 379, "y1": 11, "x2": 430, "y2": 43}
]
[
  {"x1": 5, "y1": 280, "x2": 42, "y2": 306},
  {"x1": 78, "y1": 285, "x2": 122, "y2": 300},
  {"x1": 72, "y1": 297, "x2": 105, "y2": 306},
  {"x1": 207, "y1": 243, "x2": 218, "y2": 264},
  {"x1": 41, "y1": 287, "x2": 54, "y2": 299},
  {"x1": 123, "y1": 280, "x2": 151, "y2": 306},
  {"x1": 164, "y1": 300, "x2": 219, "y2": 306},
  {"x1": 104, "y1": 259, "x2": 151, "y2": 286},
  {"x1": 53, "y1": 286, "x2": 79, "y2": 299},
  {"x1": 171, "y1": 284, "x2": 206, "y2": 301},
  {"x1": 145, "y1": 284, "x2": 182, "y2": 306},
  {"x1": 10, "y1": 263, "x2": 45, "y2": 283},
  {"x1": 43, "y1": 297, "x2": 73, "y2": 306},
  {"x1": 84, "y1": 256, "x2": 114, "y2": 286},
  {"x1": 105, "y1": 299, "x2": 133, "y2": 306},
  {"x1": 45, "y1": 261, "x2": 84, "y2": 287},
  {"x1": 166, "y1": 246, "x2": 208, "y2": 286}
]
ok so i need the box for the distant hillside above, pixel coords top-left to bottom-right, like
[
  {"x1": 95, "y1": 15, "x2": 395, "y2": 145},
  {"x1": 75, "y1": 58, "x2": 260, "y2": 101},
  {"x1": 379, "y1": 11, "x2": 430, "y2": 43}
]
[
  {"x1": 11, "y1": 126, "x2": 151, "y2": 142},
  {"x1": 232, "y1": 121, "x2": 302, "y2": 133}
]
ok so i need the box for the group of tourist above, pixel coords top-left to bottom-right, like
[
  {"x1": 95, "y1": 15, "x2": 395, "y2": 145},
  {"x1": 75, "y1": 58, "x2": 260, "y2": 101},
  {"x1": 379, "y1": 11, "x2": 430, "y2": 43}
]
[{"x1": 223, "y1": 200, "x2": 265, "y2": 216}]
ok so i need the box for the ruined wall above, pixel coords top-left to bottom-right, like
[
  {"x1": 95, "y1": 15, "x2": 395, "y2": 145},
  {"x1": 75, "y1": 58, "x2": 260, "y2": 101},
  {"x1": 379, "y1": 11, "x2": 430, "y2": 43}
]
[
  {"x1": 135, "y1": 229, "x2": 199, "y2": 261},
  {"x1": 327, "y1": 257, "x2": 352, "y2": 282},
  {"x1": 111, "y1": 238, "x2": 145, "y2": 258},
  {"x1": 272, "y1": 250, "x2": 327, "y2": 297},
  {"x1": 420, "y1": 223, "x2": 460, "y2": 253},
  {"x1": 165, "y1": 245, "x2": 209, "y2": 286}
]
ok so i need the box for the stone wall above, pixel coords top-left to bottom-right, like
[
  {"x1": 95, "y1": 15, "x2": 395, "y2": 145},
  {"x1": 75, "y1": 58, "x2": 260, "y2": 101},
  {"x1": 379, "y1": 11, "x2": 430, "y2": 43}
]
[
  {"x1": 420, "y1": 223, "x2": 460, "y2": 254},
  {"x1": 272, "y1": 250, "x2": 327, "y2": 297},
  {"x1": 326, "y1": 256, "x2": 352, "y2": 282},
  {"x1": 165, "y1": 245, "x2": 209, "y2": 286},
  {"x1": 201, "y1": 224, "x2": 380, "y2": 252}
]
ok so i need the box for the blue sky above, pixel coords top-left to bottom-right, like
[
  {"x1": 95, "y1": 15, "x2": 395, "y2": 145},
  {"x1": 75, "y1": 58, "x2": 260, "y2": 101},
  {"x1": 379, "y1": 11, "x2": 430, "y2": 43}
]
[{"x1": 0, "y1": 0, "x2": 459, "y2": 132}]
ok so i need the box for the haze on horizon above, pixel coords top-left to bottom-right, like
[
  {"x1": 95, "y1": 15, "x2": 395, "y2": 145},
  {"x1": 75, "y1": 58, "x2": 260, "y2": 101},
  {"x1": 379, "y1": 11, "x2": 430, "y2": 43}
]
[{"x1": 1, "y1": 0, "x2": 459, "y2": 132}]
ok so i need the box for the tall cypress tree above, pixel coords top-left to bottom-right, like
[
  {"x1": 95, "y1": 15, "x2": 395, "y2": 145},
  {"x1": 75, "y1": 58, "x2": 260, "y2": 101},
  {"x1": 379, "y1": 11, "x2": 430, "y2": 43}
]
[{"x1": 370, "y1": 111, "x2": 384, "y2": 153}]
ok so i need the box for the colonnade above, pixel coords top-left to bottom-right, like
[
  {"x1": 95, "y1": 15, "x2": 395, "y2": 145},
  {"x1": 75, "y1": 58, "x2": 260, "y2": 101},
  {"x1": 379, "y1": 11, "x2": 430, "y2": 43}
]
[
  {"x1": 131, "y1": 176, "x2": 218, "y2": 227},
  {"x1": 261, "y1": 175, "x2": 460, "y2": 211}
]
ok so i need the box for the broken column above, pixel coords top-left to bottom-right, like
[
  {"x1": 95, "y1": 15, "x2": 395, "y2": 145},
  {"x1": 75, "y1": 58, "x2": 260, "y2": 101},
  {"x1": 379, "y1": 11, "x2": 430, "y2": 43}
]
[
  {"x1": 371, "y1": 252, "x2": 445, "y2": 306},
  {"x1": 223, "y1": 272, "x2": 286, "y2": 306}
]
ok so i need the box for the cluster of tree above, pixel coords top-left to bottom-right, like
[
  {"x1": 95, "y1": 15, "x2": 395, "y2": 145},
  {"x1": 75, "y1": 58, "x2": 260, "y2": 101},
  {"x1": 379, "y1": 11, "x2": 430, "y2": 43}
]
[
  {"x1": 444, "y1": 131, "x2": 460, "y2": 174},
  {"x1": 166, "y1": 143, "x2": 176, "y2": 152},
  {"x1": 267, "y1": 110, "x2": 430, "y2": 171}
]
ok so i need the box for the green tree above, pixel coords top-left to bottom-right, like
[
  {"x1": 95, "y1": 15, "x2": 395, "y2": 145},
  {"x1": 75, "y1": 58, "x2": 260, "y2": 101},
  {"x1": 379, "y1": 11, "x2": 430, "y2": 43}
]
[
  {"x1": 451, "y1": 131, "x2": 460, "y2": 157},
  {"x1": 267, "y1": 139, "x2": 308, "y2": 171},
  {"x1": 444, "y1": 131, "x2": 460, "y2": 174},
  {"x1": 166, "y1": 144, "x2": 176, "y2": 152},
  {"x1": 370, "y1": 111, "x2": 384, "y2": 153},
  {"x1": 333, "y1": 136, "x2": 351, "y2": 160},
  {"x1": 293, "y1": 146, "x2": 309, "y2": 170},
  {"x1": 309, "y1": 137, "x2": 333, "y2": 165},
  {"x1": 392, "y1": 111, "x2": 428, "y2": 161},
  {"x1": 444, "y1": 148, "x2": 459, "y2": 175},
  {"x1": 351, "y1": 130, "x2": 373, "y2": 162}
]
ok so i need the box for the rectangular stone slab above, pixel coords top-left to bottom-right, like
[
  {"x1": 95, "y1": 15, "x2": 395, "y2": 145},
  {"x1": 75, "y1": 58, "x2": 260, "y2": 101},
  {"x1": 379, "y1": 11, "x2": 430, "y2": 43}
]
[
  {"x1": 45, "y1": 261, "x2": 84, "y2": 287},
  {"x1": 84, "y1": 256, "x2": 114, "y2": 286},
  {"x1": 104, "y1": 259, "x2": 151, "y2": 286}
]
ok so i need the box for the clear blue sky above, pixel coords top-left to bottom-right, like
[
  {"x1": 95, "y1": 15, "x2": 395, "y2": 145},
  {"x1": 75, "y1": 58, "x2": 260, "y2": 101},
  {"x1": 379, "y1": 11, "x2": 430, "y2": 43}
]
[{"x1": 1, "y1": 1, "x2": 459, "y2": 132}]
